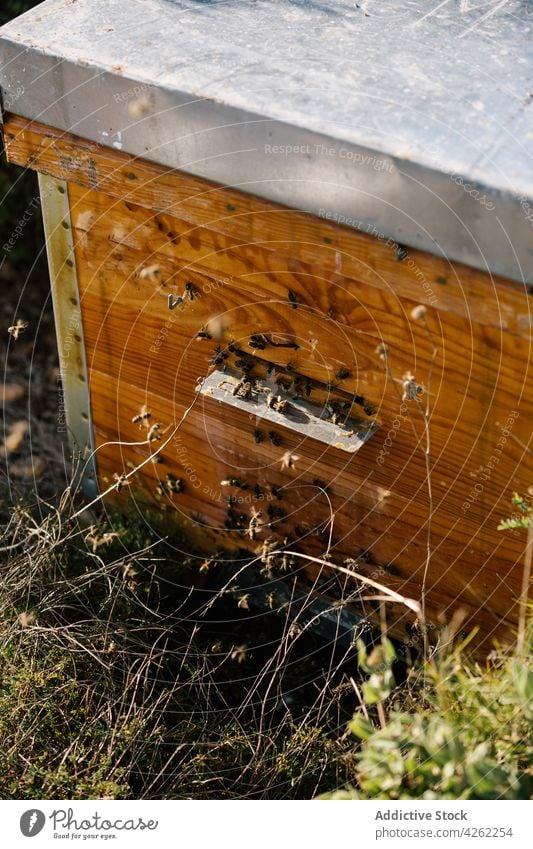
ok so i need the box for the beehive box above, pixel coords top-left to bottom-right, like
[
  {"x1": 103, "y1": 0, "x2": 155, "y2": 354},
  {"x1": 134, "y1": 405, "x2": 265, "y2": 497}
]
[{"x1": 1, "y1": 0, "x2": 532, "y2": 649}]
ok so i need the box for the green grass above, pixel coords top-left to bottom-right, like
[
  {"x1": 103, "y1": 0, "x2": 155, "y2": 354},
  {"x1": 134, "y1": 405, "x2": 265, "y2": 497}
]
[{"x1": 0, "y1": 491, "x2": 531, "y2": 800}]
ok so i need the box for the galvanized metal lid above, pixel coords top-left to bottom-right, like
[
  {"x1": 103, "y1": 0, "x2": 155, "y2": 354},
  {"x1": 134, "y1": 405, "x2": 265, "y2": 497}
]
[{"x1": 1, "y1": 0, "x2": 532, "y2": 283}]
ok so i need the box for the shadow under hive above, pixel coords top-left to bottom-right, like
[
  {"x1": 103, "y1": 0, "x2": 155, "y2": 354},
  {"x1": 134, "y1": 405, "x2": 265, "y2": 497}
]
[{"x1": 1, "y1": 0, "x2": 532, "y2": 650}]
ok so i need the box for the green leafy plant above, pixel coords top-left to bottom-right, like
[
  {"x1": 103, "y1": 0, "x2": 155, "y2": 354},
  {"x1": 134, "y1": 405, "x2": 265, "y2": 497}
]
[{"x1": 328, "y1": 631, "x2": 533, "y2": 800}]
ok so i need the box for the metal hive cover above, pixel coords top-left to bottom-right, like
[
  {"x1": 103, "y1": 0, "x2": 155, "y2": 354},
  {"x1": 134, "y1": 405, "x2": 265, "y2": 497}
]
[{"x1": 1, "y1": 0, "x2": 532, "y2": 282}]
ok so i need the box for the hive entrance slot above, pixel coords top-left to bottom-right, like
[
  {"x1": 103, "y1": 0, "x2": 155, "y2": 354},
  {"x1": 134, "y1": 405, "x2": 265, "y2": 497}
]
[{"x1": 200, "y1": 369, "x2": 378, "y2": 453}]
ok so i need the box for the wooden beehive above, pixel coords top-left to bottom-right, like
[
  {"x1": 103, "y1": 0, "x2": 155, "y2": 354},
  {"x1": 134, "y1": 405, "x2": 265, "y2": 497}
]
[{"x1": 2, "y1": 0, "x2": 532, "y2": 649}]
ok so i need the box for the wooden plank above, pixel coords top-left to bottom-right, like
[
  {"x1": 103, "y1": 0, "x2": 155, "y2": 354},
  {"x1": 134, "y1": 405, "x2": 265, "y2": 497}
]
[
  {"x1": 4, "y1": 113, "x2": 532, "y2": 335},
  {"x1": 88, "y1": 368, "x2": 522, "y2": 647},
  {"x1": 67, "y1": 185, "x2": 533, "y2": 523}
]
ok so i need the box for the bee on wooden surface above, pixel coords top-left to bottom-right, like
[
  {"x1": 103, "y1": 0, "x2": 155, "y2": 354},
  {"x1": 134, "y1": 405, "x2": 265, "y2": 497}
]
[
  {"x1": 270, "y1": 485, "x2": 283, "y2": 500},
  {"x1": 336, "y1": 367, "x2": 351, "y2": 381},
  {"x1": 235, "y1": 357, "x2": 252, "y2": 373},
  {"x1": 363, "y1": 403, "x2": 377, "y2": 416},
  {"x1": 132, "y1": 404, "x2": 152, "y2": 426},
  {"x1": 165, "y1": 474, "x2": 183, "y2": 493},
  {"x1": 185, "y1": 281, "x2": 199, "y2": 300},
  {"x1": 288, "y1": 289, "x2": 299, "y2": 309},
  {"x1": 196, "y1": 326, "x2": 212, "y2": 340},
  {"x1": 147, "y1": 422, "x2": 162, "y2": 442},
  {"x1": 395, "y1": 243, "x2": 408, "y2": 261},
  {"x1": 113, "y1": 472, "x2": 131, "y2": 492},
  {"x1": 285, "y1": 361, "x2": 295, "y2": 373},
  {"x1": 280, "y1": 451, "x2": 299, "y2": 471},
  {"x1": 221, "y1": 477, "x2": 248, "y2": 489},
  {"x1": 253, "y1": 483, "x2": 263, "y2": 498},
  {"x1": 227, "y1": 340, "x2": 237, "y2": 353},
  {"x1": 253, "y1": 429, "x2": 264, "y2": 444},
  {"x1": 249, "y1": 334, "x2": 266, "y2": 350},
  {"x1": 313, "y1": 478, "x2": 328, "y2": 492},
  {"x1": 210, "y1": 346, "x2": 228, "y2": 366},
  {"x1": 268, "y1": 431, "x2": 283, "y2": 446},
  {"x1": 190, "y1": 511, "x2": 205, "y2": 525},
  {"x1": 267, "y1": 504, "x2": 286, "y2": 523}
]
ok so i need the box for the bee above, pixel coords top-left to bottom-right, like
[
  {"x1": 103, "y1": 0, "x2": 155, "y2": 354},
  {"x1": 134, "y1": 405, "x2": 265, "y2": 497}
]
[
  {"x1": 270, "y1": 485, "x2": 283, "y2": 500},
  {"x1": 237, "y1": 594, "x2": 250, "y2": 610},
  {"x1": 165, "y1": 474, "x2": 183, "y2": 493},
  {"x1": 288, "y1": 289, "x2": 299, "y2": 309},
  {"x1": 247, "y1": 508, "x2": 262, "y2": 540},
  {"x1": 131, "y1": 404, "x2": 151, "y2": 426},
  {"x1": 285, "y1": 361, "x2": 295, "y2": 373},
  {"x1": 227, "y1": 340, "x2": 237, "y2": 353},
  {"x1": 253, "y1": 429, "x2": 264, "y2": 443},
  {"x1": 230, "y1": 644, "x2": 248, "y2": 663},
  {"x1": 274, "y1": 396, "x2": 290, "y2": 414},
  {"x1": 280, "y1": 452, "x2": 299, "y2": 471},
  {"x1": 168, "y1": 293, "x2": 183, "y2": 310},
  {"x1": 268, "y1": 431, "x2": 283, "y2": 446},
  {"x1": 266, "y1": 591, "x2": 277, "y2": 610},
  {"x1": 395, "y1": 243, "x2": 408, "y2": 261},
  {"x1": 233, "y1": 378, "x2": 253, "y2": 399},
  {"x1": 196, "y1": 326, "x2": 212, "y2": 340},
  {"x1": 336, "y1": 367, "x2": 351, "y2": 380},
  {"x1": 210, "y1": 346, "x2": 228, "y2": 366},
  {"x1": 235, "y1": 357, "x2": 252, "y2": 373},
  {"x1": 364, "y1": 403, "x2": 376, "y2": 416},
  {"x1": 7, "y1": 318, "x2": 28, "y2": 340},
  {"x1": 267, "y1": 504, "x2": 286, "y2": 522},
  {"x1": 249, "y1": 334, "x2": 266, "y2": 350},
  {"x1": 147, "y1": 422, "x2": 162, "y2": 442},
  {"x1": 113, "y1": 472, "x2": 130, "y2": 492},
  {"x1": 185, "y1": 282, "x2": 199, "y2": 300},
  {"x1": 354, "y1": 394, "x2": 366, "y2": 407},
  {"x1": 313, "y1": 478, "x2": 328, "y2": 492},
  {"x1": 221, "y1": 477, "x2": 248, "y2": 489}
]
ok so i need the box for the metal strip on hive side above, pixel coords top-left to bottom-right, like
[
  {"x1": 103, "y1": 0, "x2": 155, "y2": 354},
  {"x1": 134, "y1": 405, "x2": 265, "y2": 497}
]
[{"x1": 38, "y1": 173, "x2": 98, "y2": 499}]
